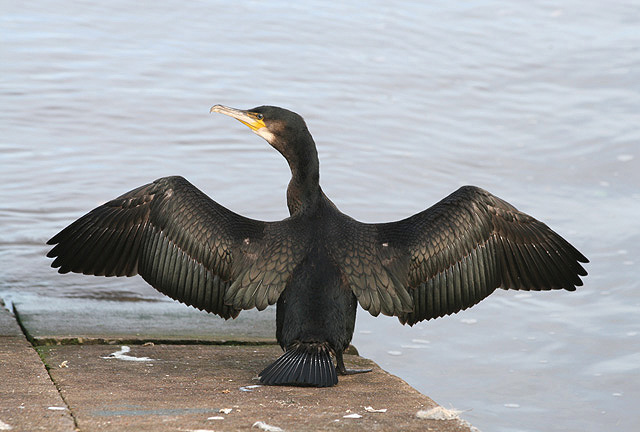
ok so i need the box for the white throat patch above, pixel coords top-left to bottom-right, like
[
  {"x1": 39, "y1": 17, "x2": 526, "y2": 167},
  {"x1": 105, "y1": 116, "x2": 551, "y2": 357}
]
[{"x1": 254, "y1": 127, "x2": 276, "y2": 144}]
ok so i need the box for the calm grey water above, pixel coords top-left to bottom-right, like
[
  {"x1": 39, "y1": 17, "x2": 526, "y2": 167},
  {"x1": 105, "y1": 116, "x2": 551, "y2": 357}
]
[{"x1": 1, "y1": 1, "x2": 639, "y2": 431}]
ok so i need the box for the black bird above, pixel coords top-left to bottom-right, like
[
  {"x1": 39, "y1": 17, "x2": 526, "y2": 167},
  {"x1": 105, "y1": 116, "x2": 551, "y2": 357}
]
[{"x1": 47, "y1": 105, "x2": 588, "y2": 387}]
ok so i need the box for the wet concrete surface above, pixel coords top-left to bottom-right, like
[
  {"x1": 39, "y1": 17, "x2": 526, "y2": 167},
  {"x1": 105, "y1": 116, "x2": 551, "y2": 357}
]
[{"x1": 13, "y1": 297, "x2": 276, "y2": 344}]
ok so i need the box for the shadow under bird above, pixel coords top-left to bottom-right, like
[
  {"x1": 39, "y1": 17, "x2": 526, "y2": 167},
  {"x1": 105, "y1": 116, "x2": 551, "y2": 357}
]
[{"x1": 47, "y1": 105, "x2": 588, "y2": 387}]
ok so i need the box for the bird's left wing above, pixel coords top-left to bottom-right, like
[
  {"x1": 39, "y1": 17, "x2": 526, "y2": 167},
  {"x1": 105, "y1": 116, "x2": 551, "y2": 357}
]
[
  {"x1": 330, "y1": 186, "x2": 588, "y2": 325},
  {"x1": 47, "y1": 176, "x2": 308, "y2": 318}
]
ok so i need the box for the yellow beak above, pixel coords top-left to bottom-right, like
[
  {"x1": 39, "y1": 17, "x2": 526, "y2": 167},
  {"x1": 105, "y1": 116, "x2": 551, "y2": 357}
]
[{"x1": 210, "y1": 105, "x2": 266, "y2": 131}]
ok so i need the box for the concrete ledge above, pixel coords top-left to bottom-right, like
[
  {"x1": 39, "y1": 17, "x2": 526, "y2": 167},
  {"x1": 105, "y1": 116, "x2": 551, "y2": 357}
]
[
  {"x1": 40, "y1": 344, "x2": 472, "y2": 431},
  {"x1": 3, "y1": 300, "x2": 474, "y2": 431}
]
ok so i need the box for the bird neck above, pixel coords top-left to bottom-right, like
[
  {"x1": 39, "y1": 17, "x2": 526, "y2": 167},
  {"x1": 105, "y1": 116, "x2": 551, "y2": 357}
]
[{"x1": 285, "y1": 140, "x2": 321, "y2": 216}]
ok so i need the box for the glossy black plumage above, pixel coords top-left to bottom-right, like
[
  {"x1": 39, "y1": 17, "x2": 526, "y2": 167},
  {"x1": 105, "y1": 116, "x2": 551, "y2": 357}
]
[{"x1": 47, "y1": 105, "x2": 588, "y2": 387}]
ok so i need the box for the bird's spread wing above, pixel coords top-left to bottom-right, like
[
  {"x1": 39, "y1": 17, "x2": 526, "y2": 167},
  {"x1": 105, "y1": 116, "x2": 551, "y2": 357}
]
[
  {"x1": 47, "y1": 176, "x2": 308, "y2": 318},
  {"x1": 332, "y1": 186, "x2": 588, "y2": 325}
]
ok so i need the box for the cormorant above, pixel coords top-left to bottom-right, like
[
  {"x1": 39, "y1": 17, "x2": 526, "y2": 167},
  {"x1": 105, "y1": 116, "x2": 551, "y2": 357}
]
[{"x1": 47, "y1": 105, "x2": 588, "y2": 387}]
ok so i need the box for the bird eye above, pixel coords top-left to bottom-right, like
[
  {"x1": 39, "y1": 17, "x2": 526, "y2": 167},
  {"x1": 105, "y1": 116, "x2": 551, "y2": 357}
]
[{"x1": 256, "y1": 114, "x2": 264, "y2": 120}]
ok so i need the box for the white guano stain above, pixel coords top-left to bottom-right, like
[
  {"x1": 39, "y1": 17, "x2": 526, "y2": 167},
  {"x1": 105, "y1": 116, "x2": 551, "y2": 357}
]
[
  {"x1": 252, "y1": 421, "x2": 284, "y2": 432},
  {"x1": 101, "y1": 346, "x2": 155, "y2": 362}
]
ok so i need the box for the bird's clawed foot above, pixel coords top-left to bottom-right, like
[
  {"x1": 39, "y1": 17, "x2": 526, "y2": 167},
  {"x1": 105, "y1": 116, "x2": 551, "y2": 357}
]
[
  {"x1": 336, "y1": 351, "x2": 373, "y2": 375},
  {"x1": 338, "y1": 367, "x2": 373, "y2": 375}
]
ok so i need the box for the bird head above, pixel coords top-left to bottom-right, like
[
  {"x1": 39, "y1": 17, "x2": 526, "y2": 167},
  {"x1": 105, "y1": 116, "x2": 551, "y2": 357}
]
[{"x1": 210, "y1": 105, "x2": 313, "y2": 159}]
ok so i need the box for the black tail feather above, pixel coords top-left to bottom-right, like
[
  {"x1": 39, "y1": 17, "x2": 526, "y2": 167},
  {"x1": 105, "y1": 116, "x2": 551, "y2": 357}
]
[{"x1": 259, "y1": 342, "x2": 338, "y2": 387}]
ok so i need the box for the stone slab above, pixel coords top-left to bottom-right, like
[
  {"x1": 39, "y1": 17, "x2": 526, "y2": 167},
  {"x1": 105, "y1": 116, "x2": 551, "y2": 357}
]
[
  {"x1": 0, "y1": 305, "x2": 76, "y2": 432},
  {"x1": 13, "y1": 297, "x2": 276, "y2": 344},
  {"x1": 41, "y1": 344, "x2": 473, "y2": 432},
  {"x1": 0, "y1": 304, "x2": 22, "y2": 337}
]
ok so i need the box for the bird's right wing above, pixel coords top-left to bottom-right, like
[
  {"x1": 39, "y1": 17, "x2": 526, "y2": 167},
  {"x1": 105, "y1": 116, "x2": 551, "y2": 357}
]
[{"x1": 47, "y1": 176, "x2": 308, "y2": 318}]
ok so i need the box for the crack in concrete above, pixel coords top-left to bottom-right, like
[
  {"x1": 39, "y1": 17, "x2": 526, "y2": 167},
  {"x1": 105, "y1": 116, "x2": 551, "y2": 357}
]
[{"x1": 12, "y1": 305, "x2": 82, "y2": 431}]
